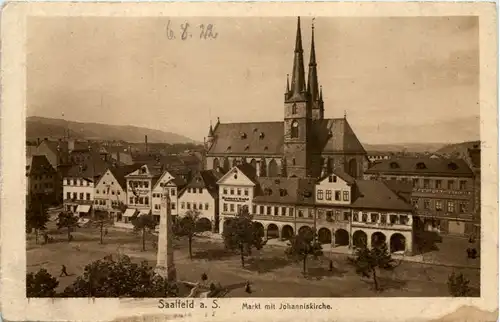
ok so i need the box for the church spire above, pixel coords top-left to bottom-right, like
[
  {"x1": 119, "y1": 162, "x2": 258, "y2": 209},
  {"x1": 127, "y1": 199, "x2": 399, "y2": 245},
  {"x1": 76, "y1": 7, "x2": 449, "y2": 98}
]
[
  {"x1": 307, "y1": 20, "x2": 319, "y2": 102},
  {"x1": 286, "y1": 74, "x2": 290, "y2": 93},
  {"x1": 288, "y1": 17, "x2": 307, "y2": 102}
]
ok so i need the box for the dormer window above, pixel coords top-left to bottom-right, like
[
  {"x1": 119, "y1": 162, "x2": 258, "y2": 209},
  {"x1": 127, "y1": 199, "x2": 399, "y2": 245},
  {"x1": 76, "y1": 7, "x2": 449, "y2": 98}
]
[
  {"x1": 244, "y1": 145, "x2": 249, "y2": 151},
  {"x1": 279, "y1": 188, "x2": 288, "y2": 197},
  {"x1": 259, "y1": 132, "x2": 265, "y2": 139},
  {"x1": 264, "y1": 146, "x2": 268, "y2": 151},
  {"x1": 240, "y1": 132, "x2": 247, "y2": 139},
  {"x1": 227, "y1": 146, "x2": 231, "y2": 151},
  {"x1": 264, "y1": 188, "x2": 273, "y2": 196},
  {"x1": 253, "y1": 128, "x2": 258, "y2": 133},
  {"x1": 447, "y1": 162, "x2": 458, "y2": 170},
  {"x1": 328, "y1": 130, "x2": 333, "y2": 137},
  {"x1": 390, "y1": 162, "x2": 400, "y2": 169},
  {"x1": 416, "y1": 162, "x2": 427, "y2": 170}
]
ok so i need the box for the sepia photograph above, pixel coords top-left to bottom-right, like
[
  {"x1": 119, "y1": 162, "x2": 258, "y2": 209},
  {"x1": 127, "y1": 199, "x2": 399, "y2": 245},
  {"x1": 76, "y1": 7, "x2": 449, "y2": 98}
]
[{"x1": 1, "y1": 2, "x2": 498, "y2": 321}]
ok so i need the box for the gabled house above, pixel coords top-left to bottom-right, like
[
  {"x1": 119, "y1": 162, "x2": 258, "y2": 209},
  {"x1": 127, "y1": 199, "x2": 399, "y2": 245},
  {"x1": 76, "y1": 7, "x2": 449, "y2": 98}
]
[
  {"x1": 124, "y1": 164, "x2": 157, "y2": 223},
  {"x1": 26, "y1": 155, "x2": 57, "y2": 205},
  {"x1": 151, "y1": 170, "x2": 187, "y2": 222}
]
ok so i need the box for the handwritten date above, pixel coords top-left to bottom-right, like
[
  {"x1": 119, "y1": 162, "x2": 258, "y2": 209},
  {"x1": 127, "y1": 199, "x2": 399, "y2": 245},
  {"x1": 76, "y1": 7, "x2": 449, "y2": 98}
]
[{"x1": 166, "y1": 20, "x2": 218, "y2": 40}]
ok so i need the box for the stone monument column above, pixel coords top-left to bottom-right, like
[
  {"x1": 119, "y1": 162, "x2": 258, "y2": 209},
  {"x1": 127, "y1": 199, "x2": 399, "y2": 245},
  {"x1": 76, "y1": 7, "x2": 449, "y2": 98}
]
[{"x1": 155, "y1": 189, "x2": 177, "y2": 282}]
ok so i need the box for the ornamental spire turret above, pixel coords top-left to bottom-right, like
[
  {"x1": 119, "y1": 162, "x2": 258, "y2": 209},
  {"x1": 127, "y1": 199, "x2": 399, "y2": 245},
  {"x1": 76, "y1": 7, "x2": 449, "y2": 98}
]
[{"x1": 287, "y1": 17, "x2": 307, "y2": 102}]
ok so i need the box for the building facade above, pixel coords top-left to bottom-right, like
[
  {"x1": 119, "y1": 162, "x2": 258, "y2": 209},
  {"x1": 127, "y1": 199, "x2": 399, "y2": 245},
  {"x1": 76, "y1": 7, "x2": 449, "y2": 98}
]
[
  {"x1": 123, "y1": 164, "x2": 156, "y2": 223},
  {"x1": 26, "y1": 155, "x2": 57, "y2": 206},
  {"x1": 151, "y1": 170, "x2": 186, "y2": 221},
  {"x1": 364, "y1": 157, "x2": 475, "y2": 236},
  {"x1": 204, "y1": 17, "x2": 367, "y2": 181}
]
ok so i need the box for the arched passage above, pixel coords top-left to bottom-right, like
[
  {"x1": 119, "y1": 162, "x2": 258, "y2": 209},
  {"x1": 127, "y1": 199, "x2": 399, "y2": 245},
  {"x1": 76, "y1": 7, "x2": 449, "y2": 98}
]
[
  {"x1": 371, "y1": 231, "x2": 387, "y2": 248},
  {"x1": 281, "y1": 225, "x2": 294, "y2": 240},
  {"x1": 390, "y1": 233, "x2": 406, "y2": 253},
  {"x1": 353, "y1": 230, "x2": 367, "y2": 248},
  {"x1": 196, "y1": 217, "x2": 212, "y2": 232},
  {"x1": 223, "y1": 158, "x2": 230, "y2": 172},
  {"x1": 334, "y1": 229, "x2": 349, "y2": 246},
  {"x1": 252, "y1": 222, "x2": 265, "y2": 238},
  {"x1": 268, "y1": 159, "x2": 279, "y2": 177},
  {"x1": 267, "y1": 223, "x2": 279, "y2": 239},
  {"x1": 318, "y1": 228, "x2": 332, "y2": 244},
  {"x1": 298, "y1": 225, "x2": 313, "y2": 237},
  {"x1": 348, "y1": 158, "x2": 358, "y2": 178},
  {"x1": 212, "y1": 158, "x2": 220, "y2": 170}
]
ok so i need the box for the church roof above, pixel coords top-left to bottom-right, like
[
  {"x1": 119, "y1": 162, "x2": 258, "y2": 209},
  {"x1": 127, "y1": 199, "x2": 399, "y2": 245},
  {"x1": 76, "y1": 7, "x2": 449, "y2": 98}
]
[
  {"x1": 207, "y1": 118, "x2": 366, "y2": 156},
  {"x1": 365, "y1": 157, "x2": 473, "y2": 177}
]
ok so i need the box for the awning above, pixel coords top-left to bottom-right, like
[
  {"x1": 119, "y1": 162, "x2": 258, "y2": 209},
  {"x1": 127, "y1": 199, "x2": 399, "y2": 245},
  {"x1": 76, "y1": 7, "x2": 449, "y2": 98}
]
[
  {"x1": 123, "y1": 208, "x2": 137, "y2": 217},
  {"x1": 139, "y1": 209, "x2": 151, "y2": 216},
  {"x1": 76, "y1": 205, "x2": 91, "y2": 213}
]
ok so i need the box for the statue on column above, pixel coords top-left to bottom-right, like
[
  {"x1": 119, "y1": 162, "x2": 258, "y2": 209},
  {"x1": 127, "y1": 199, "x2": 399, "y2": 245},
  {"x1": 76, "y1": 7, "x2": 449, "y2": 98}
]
[{"x1": 155, "y1": 189, "x2": 177, "y2": 282}]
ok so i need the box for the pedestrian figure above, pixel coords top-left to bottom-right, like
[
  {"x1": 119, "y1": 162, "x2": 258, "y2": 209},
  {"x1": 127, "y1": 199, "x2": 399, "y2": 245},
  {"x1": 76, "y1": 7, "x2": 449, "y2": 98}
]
[
  {"x1": 245, "y1": 281, "x2": 252, "y2": 294},
  {"x1": 60, "y1": 265, "x2": 69, "y2": 277},
  {"x1": 329, "y1": 259, "x2": 333, "y2": 272}
]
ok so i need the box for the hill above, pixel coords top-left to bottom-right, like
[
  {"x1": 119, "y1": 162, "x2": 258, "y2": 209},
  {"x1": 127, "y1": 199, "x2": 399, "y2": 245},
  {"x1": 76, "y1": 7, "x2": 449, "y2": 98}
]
[
  {"x1": 26, "y1": 116, "x2": 199, "y2": 144},
  {"x1": 436, "y1": 140, "x2": 480, "y2": 156},
  {"x1": 362, "y1": 142, "x2": 449, "y2": 153}
]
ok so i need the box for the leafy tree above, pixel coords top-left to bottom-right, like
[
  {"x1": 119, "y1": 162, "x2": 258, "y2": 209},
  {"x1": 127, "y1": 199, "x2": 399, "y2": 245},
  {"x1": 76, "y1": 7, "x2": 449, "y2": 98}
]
[
  {"x1": 448, "y1": 272, "x2": 471, "y2": 297},
  {"x1": 285, "y1": 229, "x2": 323, "y2": 274},
  {"x1": 131, "y1": 214, "x2": 157, "y2": 251},
  {"x1": 93, "y1": 210, "x2": 112, "y2": 244},
  {"x1": 57, "y1": 211, "x2": 79, "y2": 242},
  {"x1": 26, "y1": 197, "x2": 50, "y2": 244},
  {"x1": 348, "y1": 242, "x2": 400, "y2": 292},
  {"x1": 173, "y1": 209, "x2": 201, "y2": 260},
  {"x1": 222, "y1": 206, "x2": 266, "y2": 268},
  {"x1": 26, "y1": 268, "x2": 59, "y2": 297},
  {"x1": 62, "y1": 255, "x2": 178, "y2": 297}
]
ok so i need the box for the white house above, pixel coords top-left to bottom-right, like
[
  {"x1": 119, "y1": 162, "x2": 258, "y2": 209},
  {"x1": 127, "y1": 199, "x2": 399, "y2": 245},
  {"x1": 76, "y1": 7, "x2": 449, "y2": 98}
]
[
  {"x1": 315, "y1": 169, "x2": 355, "y2": 206},
  {"x1": 151, "y1": 170, "x2": 187, "y2": 222},
  {"x1": 124, "y1": 164, "x2": 156, "y2": 224},
  {"x1": 178, "y1": 169, "x2": 223, "y2": 232}
]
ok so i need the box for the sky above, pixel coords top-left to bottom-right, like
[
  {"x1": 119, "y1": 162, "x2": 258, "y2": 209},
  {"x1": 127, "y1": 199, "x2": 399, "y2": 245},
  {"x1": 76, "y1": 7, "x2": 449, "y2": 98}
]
[{"x1": 27, "y1": 16, "x2": 479, "y2": 144}]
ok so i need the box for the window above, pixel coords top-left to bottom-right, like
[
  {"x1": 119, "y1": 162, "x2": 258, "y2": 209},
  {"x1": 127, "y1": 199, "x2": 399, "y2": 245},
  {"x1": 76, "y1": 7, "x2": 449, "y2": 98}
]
[
  {"x1": 326, "y1": 211, "x2": 333, "y2": 221},
  {"x1": 187, "y1": 202, "x2": 191, "y2": 210},
  {"x1": 343, "y1": 212, "x2": 350, "y2": 221},
  {"x1": 205, "y1": 203, "x2": 209, "y2": 210},
  {"x1": 335, "y1": 210, "x2": 341, "y2": 221},
  {"x1": 266, "y1": 206, "x2": 271, "y2": 215},
  {"x1": 230, "y1": 204, "x2": 235, "y2": 212},
  {"x1": 298, "y1": 210, "x2": 303, "y2": 218},
  {"x1": 230, "y1": 188, "x2": 234, "y2": 195},
  {"x1": 181, "y1": 202, "x2": 185, "y2": 209},
  {"x1": 412, "y1": 198, "x2": 419, "y2": 209},
  {"x1": 435, "y1": 200, "x2": 443, "y2": 211},
  {"x1": 423, "y1": 179, "x2": 430, "y2": 188},
  {"x1": 291, "y1": 121, "x2": 299, "y2": 138},
  {"x1": 399, "y1": 215, "x2": 408, "y2": 225},
  {"x1": 274, "y1": 207, "x2": 279, "y2": 216},
  {"x1": 308, "y1": 209, "x2": 313, "y2": 218},
  {"x1": 435, "y1": 180, "x2": 442, "y2": 189},
  {"x1": 111, "y1": 191, "x2": 115, "y2": 195},
  {"x1": 96, "y1": 189, "x2": 100, "y2": 195},
  {"x1": 362, "y1": 213, "x2": 368, "y2": 222},
  {"x1": 292, "y1": 103, "x2": 297, "y2": 114},
  {"x1": 237, "y1": 205, "x2": 241, "y2": 213},
  {"x1": 380, "y1": 214, "x2": 387, "y2": 224},
  {"x1": 325, "y1": 190, "x2": 332, "y2": 200},
  {"x1": 199, "y1": 188, "x2": 203, "y2": 193},
  {"x1": 86, "y1": 193, "x2": 90, "y2": 200},
  {"x1": 353, "y1": 213, "x2": 358, "y2": 222},
  {"x1": 424, "y1": 199, "x2": 430, "y2": 210},
  {"x1": 289, "y1": 208, "x2": 294, "y2": 216},
  {"x1": 139, "y1": 197, "x2": 143, "y2": 204},
  {"x1": 317, "y1": 189, "x2": 324, "y2": 200},
  {"x1": 172, "y1": 203, "x2": 176, "y2": 210},
  {"x1": 459, "y1": 180, "x2": 467, "y2": 190},
  {"x1": 223, "y1": 203, "x2": 228, "y2": 212},
  {"x1": 447, "y1": 180, "x2": 454, "y2": 190},
  {"x1": 281, "y1": 207, "x2": 286, "y2": 216},
  {"x1": 390, "y1": 215, "x2": 398, "y2": 224},
  {"x1": 79, "y1": 193, "x2": 84, "y2": 200},
  {"x1": 193, "y1": 203, "x2": 197, "y2": 210},
  {"x1": 335, "y1": 191, "x2": 341, "y2": 201},
  {"x1": 252, "y1": 205, "x2": 257, "y2": 214},
  {"x1": 72, "y1": 192, "x2": 77, "y2": 200},
  {"x1": 237, "y1": 189, "x2": 241, "y2": 196},
  {"x1": 447, "y1": 201, "x2": 454, "y2": 213},
  {"x1": 260, "y1": 205, "x2": 264, "y2": 214},
  {"x1": 370, "y1": 213, "x2": 379, "y2": 223},
  {"x1": 199, "y1": 203, "x2": 203, "y2": 210},
  {"x1": 244, "y1": 189, "x2": 249, "y2": 196},
  {"x1": 144, "y1": 182, "x2": 149, "y2": 188},
  {"x1": 66, "y1": 192, "x2": 71, "y2": 199},
  {"x1": 223, "y1": 188, "x2": 228, "y2": 195},
  {"x1": 328, "y1": 175, "x2": 337, "y2": 183},
  {"x1": 459, "y1": 202, "x2": 467, "y2": 213},
  {"x1": 187, "y1": 188, "x2": 191, "y2": 193},
  {"x1": 343, "y1": 191, "x2": 349, "y2": 201},
  {"x1": 129, "y1": 197, "x2": 134, "y2": 204}
]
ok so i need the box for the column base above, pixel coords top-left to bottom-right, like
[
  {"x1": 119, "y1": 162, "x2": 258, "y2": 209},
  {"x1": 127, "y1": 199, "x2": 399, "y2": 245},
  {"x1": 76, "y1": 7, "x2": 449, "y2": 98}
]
[{"x1": 155, "y1": 264, "x2": 177, "y2": 282}]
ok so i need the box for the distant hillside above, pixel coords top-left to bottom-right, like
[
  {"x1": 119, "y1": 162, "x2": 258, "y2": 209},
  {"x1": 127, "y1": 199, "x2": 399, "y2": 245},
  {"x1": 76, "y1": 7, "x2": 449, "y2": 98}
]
[
  {"x1": 363, "y1": 142, "x2": 448, "y2": 153},
  {"x1": 26, "y1": 116, "x2": 199, "y2": 144},
  {"x1": 437, "y1": 140, "x2": 480, "y2": 155}
]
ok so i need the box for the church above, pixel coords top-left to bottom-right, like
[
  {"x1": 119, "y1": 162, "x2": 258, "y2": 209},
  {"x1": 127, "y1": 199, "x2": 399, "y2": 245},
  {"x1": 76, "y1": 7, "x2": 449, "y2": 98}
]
[{"x1": 204, "y1": 17, "x2": 368, "y2": 180}]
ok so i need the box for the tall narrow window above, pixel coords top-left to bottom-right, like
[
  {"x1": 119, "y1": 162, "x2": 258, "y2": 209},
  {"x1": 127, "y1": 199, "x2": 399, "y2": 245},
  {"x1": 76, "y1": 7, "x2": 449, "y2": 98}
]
[
  {"x1": 291, "y1": 121, "x2": 299, "y2": 138},
  {"x1": 292, "y1": 103, "x2": 297, "y2": 114}
]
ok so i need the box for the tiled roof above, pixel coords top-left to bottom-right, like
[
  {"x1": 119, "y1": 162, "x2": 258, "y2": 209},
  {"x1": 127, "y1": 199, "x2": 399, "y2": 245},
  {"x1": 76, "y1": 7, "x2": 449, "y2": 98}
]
[
  {"x1": 27, "y1": 155, "x2": 56, "y2": 176},
  {"x1": 318, "y1": 168, "x2": 355, "y2": 185},
  {"x1": 66, "y1": 157, "x2": 116, "y2": 180},
  {"x1": 253, "y1": 177, "x2": 316, "y2": 205},
  {"x1": 207, "y1": 118, "x2": 366, "y2": 156},
  {"x1": 365, "y1": 157, "x2": 473, "y2": 177},
  {"x1": 351, "y1": 180, "x2": 412, "y2": 212},
  {"x1": 109, "y1": 164, "x2": 145, "y2": 190},
  {"x1": 382, "y1": 180, "x2": 413, "y2": 203},
  {"x1": 181, "y1": 170, "x2": 223, "y2": 199}
]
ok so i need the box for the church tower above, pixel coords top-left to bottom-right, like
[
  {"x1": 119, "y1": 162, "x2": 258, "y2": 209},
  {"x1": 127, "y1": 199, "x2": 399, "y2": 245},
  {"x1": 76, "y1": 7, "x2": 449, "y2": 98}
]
[
  {"x1": 283, "y1": 17, "x2": 311, "y2": 178},
  {"x1": 307, "y1": 23, "x2": 324, "y2": 120}
]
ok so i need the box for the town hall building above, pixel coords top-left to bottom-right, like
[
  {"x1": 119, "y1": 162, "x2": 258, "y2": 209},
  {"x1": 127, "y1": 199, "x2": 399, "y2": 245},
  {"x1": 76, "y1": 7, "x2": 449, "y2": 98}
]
[{"x1": 204, "y1": 17, "x2": 368, "y2": 180}]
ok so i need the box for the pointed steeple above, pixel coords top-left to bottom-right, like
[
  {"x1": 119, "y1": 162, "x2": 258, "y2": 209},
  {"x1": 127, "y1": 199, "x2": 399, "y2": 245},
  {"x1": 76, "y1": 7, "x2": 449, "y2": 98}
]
[
  {"x1": 288, "y1": 17, "x2": 307, "y2": 102},
  {"x1": 307, "y1": 20, "x2": 319, "y2": 102},
  {"x1": 286, "y1": 74, "x2": 290, "y2": 93},
  {"x1": 319, "y1": 85, "x2": 323, "y2": 101}
]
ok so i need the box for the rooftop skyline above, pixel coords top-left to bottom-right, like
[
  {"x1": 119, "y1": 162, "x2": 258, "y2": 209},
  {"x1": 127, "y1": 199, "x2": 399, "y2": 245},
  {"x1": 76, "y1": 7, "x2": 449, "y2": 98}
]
[{"x1": 27, "y1": 16, "x2": 479, "y2": 144}]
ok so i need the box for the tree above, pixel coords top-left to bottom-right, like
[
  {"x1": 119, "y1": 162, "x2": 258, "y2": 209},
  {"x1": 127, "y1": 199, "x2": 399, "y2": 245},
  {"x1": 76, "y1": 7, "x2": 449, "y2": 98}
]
[
  {"x1": 348, "y1": 242, "x2": 400, "y2": 292},
  {"x1": 222, "y1": 206, "x2": 266, "y2": 268},
  {"x1": 26, "y1": 197, "x2": 50, "y2": 244},
  {"x1": 57, "y1": 211, "x2": 79, "y2": 242},
  {"x1": 26, "y1": 268, "x2": 59, "y2": 297},
  {"x1": 173, "y1": 209, "x2": 201, "y2": 260},
  {"x1": 448, "y1": 272, "x2": 471, "y2": 297},
  {"x1": 131, "y1": 214, "x2": 157, "y2": 251},
  {"x1": 285, "y1": 229, "x2": 323, "y2": 274},
  {"x1": 62, "y1": 255, "x2": 178, "y2": 297},
  {"x1": 93, "y1": 210, "x2": 111, "y2": 244}
]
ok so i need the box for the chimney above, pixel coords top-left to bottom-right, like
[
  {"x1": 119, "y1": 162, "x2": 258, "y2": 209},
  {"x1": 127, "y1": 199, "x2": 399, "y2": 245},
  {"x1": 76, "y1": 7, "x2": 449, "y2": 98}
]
[
  {"x1": 145, "y1": 135, "x2": 148, "y2": 153},
  {"x1": 117, "y1": 152, "x2": 121, "y2": 165}
]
